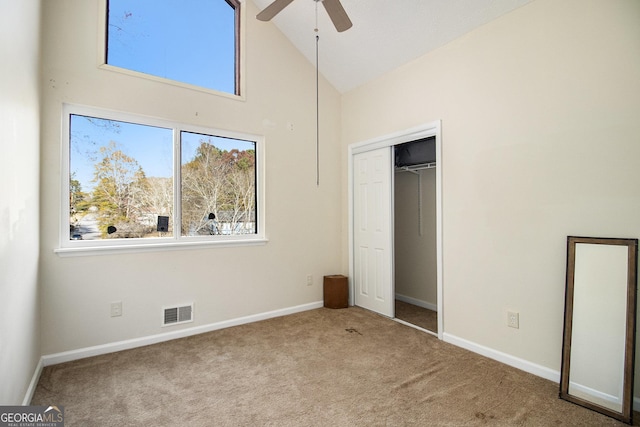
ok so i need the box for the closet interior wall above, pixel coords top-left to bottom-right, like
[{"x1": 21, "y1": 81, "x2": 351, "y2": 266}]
[{"x1": 394, "y1": 165, "x2": 438, "y2": 312}]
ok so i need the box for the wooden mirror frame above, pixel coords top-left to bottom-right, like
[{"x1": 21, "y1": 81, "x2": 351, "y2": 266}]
[{"x1": 560, "y1": 236, "x2": 638, "y2": 424}]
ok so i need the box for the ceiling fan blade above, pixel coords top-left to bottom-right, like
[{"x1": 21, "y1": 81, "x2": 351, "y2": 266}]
[
  {"x1": 256, "y1": 0, "x2": 296, "y2": 21},
  {"x1": 322, "y1": 0, "x2": 352, "y2": 32}
]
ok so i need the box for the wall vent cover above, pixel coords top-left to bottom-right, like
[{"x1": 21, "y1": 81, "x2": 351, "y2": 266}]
[{"x1": 163, "y1": 304, "x2": 193, "y2": 327}]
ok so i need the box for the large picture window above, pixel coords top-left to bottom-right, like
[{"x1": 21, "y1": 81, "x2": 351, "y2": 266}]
[
  {"x1": 60, "y1": 105, "x2": 264, "y2": 254},
  {"x1": 105, "y1": 0, "x2": 240, "y2": 95}
]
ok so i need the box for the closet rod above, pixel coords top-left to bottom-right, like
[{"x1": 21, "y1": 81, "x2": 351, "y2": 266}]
[{"x1": 395, "y1": 162, "x2": 436, "y2": 173}]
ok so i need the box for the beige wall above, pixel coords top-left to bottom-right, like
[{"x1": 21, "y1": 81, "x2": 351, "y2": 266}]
[
  {"x1": 394, "y1": 168, "x2": 437, "y2": 307},
  {"x1": 7, "y1": 0, "x2": 640, "y2": 402},
  {"x1": 342, "y1": 0, "x2": 640, "y2": 372},
  {"x1": 39, "y1": 0, "x2": 343, "y2": 355},
  {"x1": 0, "y1": 0, "x2": 41, "y2": 404}
]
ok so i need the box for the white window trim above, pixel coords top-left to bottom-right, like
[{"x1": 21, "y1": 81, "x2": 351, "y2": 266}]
[
  {"x1": 96, "y1": 0, "x2": 247, "y2": 101},
  {"x1": 56, "y1": 103, "x2": 266, "y2": 257}
]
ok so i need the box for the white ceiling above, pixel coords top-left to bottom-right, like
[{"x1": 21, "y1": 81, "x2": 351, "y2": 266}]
[{"x1": 251, "y1": 0, "x2": 533, "y2": 93}]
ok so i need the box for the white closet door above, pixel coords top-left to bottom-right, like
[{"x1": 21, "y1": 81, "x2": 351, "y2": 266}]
[{"x1": 353, "y1": 147, "x2": 394, "y2": 317}]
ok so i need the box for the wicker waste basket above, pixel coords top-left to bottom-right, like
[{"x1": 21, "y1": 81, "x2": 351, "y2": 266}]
[{"x1": 323, "y1": 275, "x2": 348, "y2": 309}]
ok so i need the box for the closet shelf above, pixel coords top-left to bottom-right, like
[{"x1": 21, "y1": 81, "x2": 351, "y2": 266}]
[{"x1": 395, "y1": 162, "x2": 436, "y2": 173}]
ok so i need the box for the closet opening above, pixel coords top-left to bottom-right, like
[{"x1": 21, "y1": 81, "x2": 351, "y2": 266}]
[
  {"x1": 393, "y1": 136, "x2": 438, "y2": 334},
  {"x1": 349, "y1": 120, "x2": 442, "y2": 338}
]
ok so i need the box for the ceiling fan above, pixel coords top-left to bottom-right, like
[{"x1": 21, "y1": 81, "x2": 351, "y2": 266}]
[{"x1": 257, "y1": 0, "x2": 353, "y2": 32}]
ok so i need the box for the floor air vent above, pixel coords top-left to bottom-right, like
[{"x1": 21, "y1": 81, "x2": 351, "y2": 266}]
[{"x1": 163, "y1": 304, "x2": 193, "y2": 327}]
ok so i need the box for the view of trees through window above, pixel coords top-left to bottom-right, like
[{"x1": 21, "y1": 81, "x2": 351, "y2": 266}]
[
  {"x1": 181, "y1": 132, "x2": 256, "y2": 236},
  {"x1": 69, "y1": 114, "x2": 256, "y2": 241}
]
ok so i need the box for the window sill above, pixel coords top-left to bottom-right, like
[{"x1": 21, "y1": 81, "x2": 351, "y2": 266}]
[
  {"x1": 99, "y1": 64, "x2": 246, "y2": 102},
  {"x1": 54, "y1": 238, "x2": 269, "y2": 257}
]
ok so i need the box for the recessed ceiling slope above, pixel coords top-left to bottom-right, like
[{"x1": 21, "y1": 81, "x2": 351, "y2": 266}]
[{"x1": 252, "y1": 0, "x2": 533, "y2": 93}]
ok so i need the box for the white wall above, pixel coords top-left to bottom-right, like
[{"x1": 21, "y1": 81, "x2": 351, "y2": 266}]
[
  {"x1": 39, "y1": 0, "x2": 343, "y2": 355},
  {"x1": 342, "y1": 0, "x2": 640, "y2": 373},
  {"x1": 0, "y1": 0, "x2": 41, "y2": 404}
]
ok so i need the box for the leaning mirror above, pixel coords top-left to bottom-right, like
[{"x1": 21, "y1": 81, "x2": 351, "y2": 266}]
[{"x1": 560, "y1": 236, "x2": 638, "y2": 424}]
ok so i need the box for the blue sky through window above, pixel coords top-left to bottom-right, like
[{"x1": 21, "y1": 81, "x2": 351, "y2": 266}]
[
  {"x1": 181, "y1": 131, "x2": 255, "y2": 168},
  {"x1": 69, "y1": 115, "x2": 173, "y2": 193},
  {"x1": 70, "y1": 114, "x2": 255, "y2": 194},
  {"x1": 107, "y1": 0, "x2": 236, "y2": 94}
]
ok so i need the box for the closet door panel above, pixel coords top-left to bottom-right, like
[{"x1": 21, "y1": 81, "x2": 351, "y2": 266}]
[{"x1": 353, "y1": 147, "x2": 393, "y2": 317}]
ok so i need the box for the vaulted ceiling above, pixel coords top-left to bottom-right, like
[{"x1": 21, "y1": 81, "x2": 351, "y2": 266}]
[{"x1": 251, "y1": 0, "x2": 534, "y2": 93}]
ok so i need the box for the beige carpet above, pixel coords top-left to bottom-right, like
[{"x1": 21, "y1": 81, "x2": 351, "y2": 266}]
[
  {"x1": 32, "y1": 307, "x2": 635, "y2": 426},
  {"x1": 395, "y1": 300, "x2": 437, "y2": 332}
]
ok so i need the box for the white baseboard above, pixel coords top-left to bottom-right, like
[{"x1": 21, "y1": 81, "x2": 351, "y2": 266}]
[
  {"x1": 442, "y1": 332, "x2": 560, "y2": 383},
  {"x1": 32, "y1": 304, "x2": 640, "y2": 413},
  {"x1": 42, "y1": 301, "x2": 323, "y2": 367},
  {"x1": 444, "y1": 333, "x2": 640, "y2": 412},
  {"x1": 395, "y1": 293, "x2": 437, "y2": 312},
  {"x1": 22, "y1": 358, "x2": 44, "y2": 405},
  {"x1": 569, "y1": 380, "x2": 621, "y2": 407}
]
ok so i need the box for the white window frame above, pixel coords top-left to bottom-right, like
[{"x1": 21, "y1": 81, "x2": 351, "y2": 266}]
[
  {"x1": 56, "y1": 104, "x2": 266, "y2": 257},
  {"x1": 97, "y1": 0, "x2": 246, "y2": 100}
]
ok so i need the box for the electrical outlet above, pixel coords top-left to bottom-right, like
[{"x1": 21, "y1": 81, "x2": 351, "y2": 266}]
[
  {"x1": 306, "y1": 274, "x2": 313, "y2": 286},
  {"x1": 507, "y1": 311, "x2": 519, "y2": 329},
  {"x1": 111, "y1": 301, "x2": 122, "y2": 317}
]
